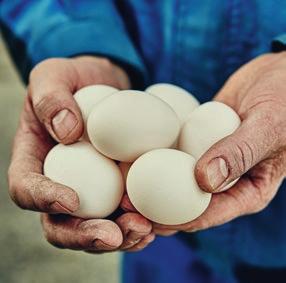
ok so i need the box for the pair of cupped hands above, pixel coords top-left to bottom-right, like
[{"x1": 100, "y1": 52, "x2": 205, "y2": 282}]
[{"x1": 8, "y1": 53, "x2": 286, "y2": 253}]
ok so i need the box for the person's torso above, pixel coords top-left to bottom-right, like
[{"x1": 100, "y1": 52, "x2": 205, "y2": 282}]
[{"x1": 119, "y1": 0, "x2": 286, "y2": 99}]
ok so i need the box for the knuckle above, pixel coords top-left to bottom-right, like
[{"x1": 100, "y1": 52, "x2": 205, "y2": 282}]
[
  {"x1": 33, "y1": 92, "x2": 63, "y2": 122},
  {"x1": 249, "y1": 204, "x2": 266, "y2": 214},
  {"x1": 92, "y1": 65, "x2": 111, "y2": 85},
  {"x1": 99, "y1": 58, "x2": 113, "y2": 69},
  {"x1": 41, "y1": 215, "x2": 66, "y2": 249},
  {"x1": 237, "y1": 181, "x2": 272, "y2": 215},
  {"x1": 45, "y1": 231, "x2": 64, "y2": 249},
  {"x1": 7, "y1": 169, "x2": 62, "y2": 213},
  {"x1": 251, "y1": 103, "x2": 281, "y2": 146},
  {"x1": 29, "y1": 59, "x2": 63, "y2": 82},
  {"x1": 247, "y1": 199, "x2": 267, "y2": 214},
  {"x1": 41, "y1": 217, "x2": 53, "y2": 242},
  {"x1": 7, "y1": 168, "x2": 17, "y2": 201},
  {"x1": 43, "y1": 229, "x2": 55, "y2": 245},
  {"x1": 20, "y1": 173, "x2": 58, "y2": 212},
  {"x1": 32, "y1": 176, "x2": 58, "y2": 211},
  {"x1": 231, "y1": 139, "x2": 255, "y2": 175},
  {"x1": 7, "y1": 170, "x2": 28, "y2": 209},
  {"x1": 261, "y1": 113, "x2": 281, "y2": 146},
  {"x1": 8, "y1": 187, "x2": 24, "y2": 209},
  {"x1": 248, "y1": 188, "x2": 272, "y2": 213}
]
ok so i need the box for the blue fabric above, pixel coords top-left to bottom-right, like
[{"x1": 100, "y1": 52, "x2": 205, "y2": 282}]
[
  {"x1": 123, "y1": 235, "x2": 236, "y2": 283},
  {"x1": 1, "y1": 0, "x2": 286, "y2": 281},
  {"x1": 0, "y1": 0, "x2": 146, "y2": 84}
]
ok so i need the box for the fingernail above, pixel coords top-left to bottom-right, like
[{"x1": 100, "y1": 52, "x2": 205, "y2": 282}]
[
  {"x1": 207, "y1": 158, "x2": 229, "y2": 191},
  {"x1": 61, "y1": 195, "x2": 79, "y2": 213},
  {"x1": 52, "y1": 109, "x2": 78, "y2": 140},
  {"x1": 50, "y1": 201, "x2": 74, "y2": 214},
  {"x1": 127, "y1": 239, "x2": 141, "y2": 246},
  {"x1": 94, "y1": 239, "x2": 116, "y2": 250},
  {"x1": 122, "y1": 239, "x2": 141, "y2": 250}
]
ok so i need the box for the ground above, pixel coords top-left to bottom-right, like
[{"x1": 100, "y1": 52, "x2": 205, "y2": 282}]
[{"x1": 0, "y1": 36, "x2": 119, "y2": 283}]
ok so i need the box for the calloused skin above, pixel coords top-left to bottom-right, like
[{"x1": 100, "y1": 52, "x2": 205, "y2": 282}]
[
  {"x1": 123, "y1": 53, "x2": 286, "y2": 236},
  {"x1": 8, "y1": 56, "x2": 155, "y2": 253}
]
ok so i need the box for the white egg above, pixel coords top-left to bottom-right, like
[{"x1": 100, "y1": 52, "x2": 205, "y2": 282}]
[
  {"x1": 87, "y1": 90, "x2": 180, "y2": 162},
  {"x1": 74, "y1": 85, "x2": 118, "y2": 140},
  {"x1": 127, "y1": 149, "x2": 211, "y2": 225},
  {"x1": 179, "y1": 101, "x2": 241, "y2": 159},
  {"x1": 44, "y1": 141, "x2": 124, "y2": 219},
  {"x1": 118, "y1": 162, "x2": 132, "y2": 183},
  {"x1": 146, "y1": 83, "x2": 200, "y2": 126}
]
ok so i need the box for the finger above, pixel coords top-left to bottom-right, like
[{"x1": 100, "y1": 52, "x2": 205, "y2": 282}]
[
  {"x1": 195, "y1": 107, "x2": 282, "y2": 193},
  {"x1": 125, "y1": 233, "x2": 155, "y2": 252},
  {"x1": 9, "y1": 172, "x2": 79, "y2": 213},
  {"x1": 116, "y1": 212, "x2": 152, "y2": 250},
  {"x1": 41, "y1": 214, "x2": 123, "y2": 251},
  {"x1": 8, "y1": 98, "x2": 79, "y2": 213},
  {"x1": 29, "y1": 59, "x2": 84, "y2": 144},
  {"x1": 120, "y1": 194, "x2": 137, "y2": 212}
]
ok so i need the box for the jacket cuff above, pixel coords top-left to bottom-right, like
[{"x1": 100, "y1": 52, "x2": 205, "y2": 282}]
[
  {"x1": 271, "y1": 34, "x2": 286, "y2": 52},
  {"x1": 29, "y1": 21, "x2": 147, "y2": 89}
]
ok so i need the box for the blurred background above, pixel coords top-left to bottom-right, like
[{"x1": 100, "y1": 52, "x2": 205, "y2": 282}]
[{"x1": 0, "y1": 34, "x2": 119, "y2": 283}]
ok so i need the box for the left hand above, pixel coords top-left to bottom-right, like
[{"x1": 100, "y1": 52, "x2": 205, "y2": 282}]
[
  {"x1": 8, "y1": 56, "x2": 154, "y2": 253},
  {"x1": 152, "y1": 52, "x2": 286, "y2": 234}
]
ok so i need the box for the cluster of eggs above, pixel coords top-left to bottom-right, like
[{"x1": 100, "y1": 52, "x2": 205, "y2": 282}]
[{"x1": 44, "y1": 84, "x2": 240, "y2": 225}]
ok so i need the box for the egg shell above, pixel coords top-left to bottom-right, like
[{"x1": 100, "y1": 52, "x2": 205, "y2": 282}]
[
  {"x1": 44, "y1": 141, "x2": 124, "y2": 219},
  {"x1": 127, "y1": 148, "x2": 211, "y2": 225},
  {"x1": 87, "y1": 90, "x2": 180, "y2": 162},
  {"x1": 74, "y1": 85, "x2": 118, "y2": 140},
  {"x1": 179, "y1": 101, "x2": 241, "y2": 159},
  {"x1": 146, "y1": 83, "x2": 200, "y2": 126}
]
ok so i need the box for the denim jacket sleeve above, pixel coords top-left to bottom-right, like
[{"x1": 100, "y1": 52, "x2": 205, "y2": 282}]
[{"x1": 0, "y1": 0, "x2": 146, "y2": 86}]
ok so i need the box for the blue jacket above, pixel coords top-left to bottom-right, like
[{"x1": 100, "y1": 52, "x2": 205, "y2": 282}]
[{"x1": 1, "y1": 0, "x2": 286, "y2": 272}]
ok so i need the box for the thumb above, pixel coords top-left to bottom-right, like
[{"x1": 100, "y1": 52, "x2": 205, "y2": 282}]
[
  {"x1": 28, "y1": 59, "x2": 83, "y2": 144},
  {"x1": 195, "y1": 109, "x2": 280, "y2": 193}
]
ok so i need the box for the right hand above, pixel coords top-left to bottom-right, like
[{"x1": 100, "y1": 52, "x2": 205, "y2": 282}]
[{"x1": 8, "y1": 56, "x2": 155, "y2": 253}]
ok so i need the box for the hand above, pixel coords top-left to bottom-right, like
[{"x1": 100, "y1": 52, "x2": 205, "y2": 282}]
[
  {"x1": 152, "y1": 53, "x2": 286, "y2": 234},
  {"x1": 8, "y1": 56, "x2": 154, "y2": 252}
]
